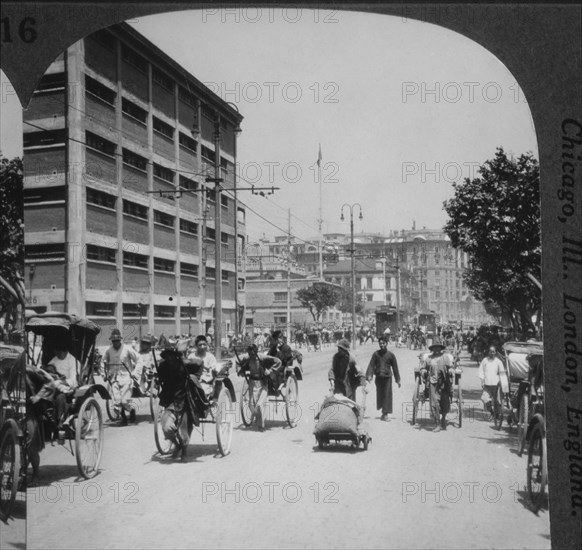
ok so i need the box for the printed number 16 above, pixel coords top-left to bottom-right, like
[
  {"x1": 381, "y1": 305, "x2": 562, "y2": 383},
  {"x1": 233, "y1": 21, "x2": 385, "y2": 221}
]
[{"x1": 1, "y1": 17, "x2": 37, "y2": 43}]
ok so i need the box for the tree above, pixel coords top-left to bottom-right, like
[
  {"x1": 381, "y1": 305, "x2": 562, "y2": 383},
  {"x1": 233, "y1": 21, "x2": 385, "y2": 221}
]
[
  {"x1": 296, "y1": 284, "x2": 339, "y2": 322},
  {"x1": 443, "y1": 148, "x2": 540, "y2": 332},
  {"x1": 0, "y1": 155, "x2": 25, "y2": 337}
]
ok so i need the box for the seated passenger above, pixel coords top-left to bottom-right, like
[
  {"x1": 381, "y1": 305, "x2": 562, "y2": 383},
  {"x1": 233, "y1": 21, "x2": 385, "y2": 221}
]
[
  {"x1": 30, "y1": 342, "x2": 79, "y2": 428},
  {"x1": 187, "y1": 335, "x2": 221, "y2": 398}
]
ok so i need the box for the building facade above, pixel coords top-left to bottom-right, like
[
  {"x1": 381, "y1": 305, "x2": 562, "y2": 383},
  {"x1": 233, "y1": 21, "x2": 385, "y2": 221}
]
[
  {"x1": 23, "y1": 23, "x2": 245, "y2": 344},
  {"x1": 259, "y1": 225, "x2": 494, "y2": 326},
  {"x1": 245, "y1": 259, "x2": 344, "y2": 333}
]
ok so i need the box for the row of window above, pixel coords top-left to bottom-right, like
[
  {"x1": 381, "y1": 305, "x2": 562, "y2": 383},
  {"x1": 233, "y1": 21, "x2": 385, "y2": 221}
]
[
  {"x1": 86, "y1": 189, "x2": 232, "y2": 241},
  {"x1": 86, "y1": 245, "x2": 230, "y2": 280},
  {"x1": 86, "y1": 301, "x2": 196, "y2": 318}
]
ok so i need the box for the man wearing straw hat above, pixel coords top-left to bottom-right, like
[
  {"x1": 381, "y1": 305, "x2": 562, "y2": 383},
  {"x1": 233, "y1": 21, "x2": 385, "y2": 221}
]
[{"x1": 420, "y1": 340, "x2": 453, "y2": 432}]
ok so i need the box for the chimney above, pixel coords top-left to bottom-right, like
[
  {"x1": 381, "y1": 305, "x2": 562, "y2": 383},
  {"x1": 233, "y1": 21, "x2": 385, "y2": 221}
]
[{"x1": 412, "y1": 220, "x2": 416, "y2": 231}]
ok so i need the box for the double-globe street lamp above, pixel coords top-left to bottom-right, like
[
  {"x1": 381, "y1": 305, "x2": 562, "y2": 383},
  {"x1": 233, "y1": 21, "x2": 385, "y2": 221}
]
[{"x1": 340, "y1": 203, "x2": 363, "y2": 349}]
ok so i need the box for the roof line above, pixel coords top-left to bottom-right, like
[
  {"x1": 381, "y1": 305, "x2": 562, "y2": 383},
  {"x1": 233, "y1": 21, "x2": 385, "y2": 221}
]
[{"x1": 113, "y1": 22, "x2": 243, "y2": 124}]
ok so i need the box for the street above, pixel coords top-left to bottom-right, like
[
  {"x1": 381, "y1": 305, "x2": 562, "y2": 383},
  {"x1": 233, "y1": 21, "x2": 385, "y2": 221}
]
[{"x1": 25, "y1": 344, "x2": 550, "y2": 549}]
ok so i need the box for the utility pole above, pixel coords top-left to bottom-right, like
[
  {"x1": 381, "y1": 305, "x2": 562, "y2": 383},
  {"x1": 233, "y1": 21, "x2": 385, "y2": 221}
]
[
  {"x1": 287, "y1": 208, "x2": 292, "y2": 340},
  {"x1": 213, "y1": 115, "x2": 223, "y2": 360},
  {"x1": 341, "y1": 203, "x2": 362, "y2": 350},
  {"x1": 396, "y1": 255, "x2": 401, "y2": 332}
]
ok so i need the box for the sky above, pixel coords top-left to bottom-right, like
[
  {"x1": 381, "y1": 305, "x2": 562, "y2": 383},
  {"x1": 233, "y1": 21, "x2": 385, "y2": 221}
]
[{"x1": 1, "y1": 7, "x2": 538, "y2": 243}]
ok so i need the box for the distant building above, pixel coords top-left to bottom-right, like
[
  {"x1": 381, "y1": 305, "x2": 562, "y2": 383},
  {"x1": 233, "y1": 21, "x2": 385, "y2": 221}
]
[
  {"x1": 245, "y1": 256, "x2": 343, "y2": 333},
  {"x1": 258, "y1": 225, "x2": 494, "y2": 326},
  {"x1": 22, "y1": 23, "x2": 245, "y2": 344}
]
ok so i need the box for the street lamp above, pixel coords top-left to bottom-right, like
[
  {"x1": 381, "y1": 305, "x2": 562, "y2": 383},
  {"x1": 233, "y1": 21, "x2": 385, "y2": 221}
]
[{"x1": 340, "y1": 203, "x2": 363, "y2": 349}]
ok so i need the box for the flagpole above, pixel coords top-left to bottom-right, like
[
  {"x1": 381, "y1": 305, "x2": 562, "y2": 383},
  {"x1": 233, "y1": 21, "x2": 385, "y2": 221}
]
[{"x1": 318, "y1": 144, "x2": 323, "y2": 281}]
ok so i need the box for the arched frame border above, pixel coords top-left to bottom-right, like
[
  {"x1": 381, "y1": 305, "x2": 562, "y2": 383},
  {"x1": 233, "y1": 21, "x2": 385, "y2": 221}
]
[{"x1": 1, "y1": 2, "x2": 581, "y2": 547}]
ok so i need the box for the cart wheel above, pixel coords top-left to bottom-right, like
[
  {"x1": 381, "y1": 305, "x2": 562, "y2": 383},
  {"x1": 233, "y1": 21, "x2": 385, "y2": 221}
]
[
  {"x1": 411, "y1": 377, "x2": 421, "y2": 425},
  {"x1": 0, "y1": 422, "x2": 21, "y2": 521},
  {"x1": 75, "y1": 397, "x2": 103, "y2": 479},
  {"x1": 493, "y1": 385, "x2": 504, "y2": 430},
  {"x1": 517, "y1": 393, "x2": 529, "y2": 457},
  {"x1": 457, "y1": 383, "x2": 463, "y2": 428},
  {"x1": 316, "y1": 436, "x2": 324, "y2": 449},
  {"x1": 285, "y1": 375, "x2": 299, "y2": 428},
  {"x1": 149, "y1": 384, "x2": 158, "y2": 423},
  {"x1": 363, "y1": 437, "x2": 369, "y2": 451},
  {"x1": 240, "y1": 377, "x2": 252, "y2": 427},
  {"x1": 527, "y1": 421, "x2": 547, "y2": 511},
  {"x1": 105, "y1": 397, "x2": 120, "y2": 422},
  {"x1": 215, "y1": 387, "x2": 234, "y2": 457},
  {"x1": 153, "y1": 404, "x2": 174, "y2": 455}
]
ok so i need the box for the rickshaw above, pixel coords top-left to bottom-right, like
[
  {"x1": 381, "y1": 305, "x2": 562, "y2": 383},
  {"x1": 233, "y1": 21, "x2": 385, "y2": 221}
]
[
  {"x1": 0, "y1": 344, "x2": 26, "y2": 521},
  {"x1": 237, "y1": 349, "x2": 302, "y2": 429},
  {"x1": 25, "y1": 313, "x2": 108, "y2": 479},
  {"x1": 151, "y1": 346, "x2": 236, "y2": 457},
  {"x1": 523, "y1": 349, "x2": 547, "y2": 512},
  {"x1": 493, "y1": 341, "x2": 543, "y2": 438},
  {"x1": 411, "y1": 349, "x2": 463, "y2": 427}
]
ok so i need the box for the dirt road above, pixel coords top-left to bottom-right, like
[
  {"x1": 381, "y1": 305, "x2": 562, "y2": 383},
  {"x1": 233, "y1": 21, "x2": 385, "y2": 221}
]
[{"x1": 26, "y1": 343, "x2": 550, "y2": 549}]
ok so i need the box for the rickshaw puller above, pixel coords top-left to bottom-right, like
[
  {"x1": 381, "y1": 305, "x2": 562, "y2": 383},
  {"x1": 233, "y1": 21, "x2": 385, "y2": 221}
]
[
  {"x1": 328, "y1": 339, "x2": 368, "y2": 423},
  {"x1": 103, "y1": 328, "x2": 139, "y2": 425},
  {"x1": 420, "y1": 342, "x2": 453, "y2": 432}
]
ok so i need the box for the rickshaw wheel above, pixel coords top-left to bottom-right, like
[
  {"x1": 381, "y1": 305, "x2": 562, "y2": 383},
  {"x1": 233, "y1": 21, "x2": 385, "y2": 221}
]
[
  {"x1": 517, "y1": 394, "x2": 529, "y2": 457},
  {"x1": 149, "y1": 384, "x2": 158, "y2": 423},
  {"x1": 215, "y1": 387, "x2": 234, "y2": 457},
  {"x1": 411, "y1": 377, "x2": 421, "y2": 425},
  {"x1": 284, "y1": 375, "x2": 299, "y2": 428},
  {"x1": 459, "y1": 384, "x2": 464, "y2": 427},
  {"x1": 75, "y1": 397, "x2": 103, "y2": 479},
  {"x1": 153, "y1": 404, "x2": 174, "y2": 455},
  {"x1": 240, "y1": 377, "x2": 252, "y2": 427},
  {"x1": 105, "y1": 399, "x2": 120, "y2": 422},
  {"x1": 493, "y1": 384, "x2": 504, "y2": 430},
  {"x1": 527, "y1": 421, "x2": 547, "y2": 511},
  {"x1": 0, "y1": 422, "x2": 20, "y2": 521}
]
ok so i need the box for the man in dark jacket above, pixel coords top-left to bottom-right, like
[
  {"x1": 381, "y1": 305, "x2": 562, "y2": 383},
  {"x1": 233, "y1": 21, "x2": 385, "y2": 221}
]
[
  {"x1": 267, "y1": 330, "x2": 293, "y2": 392},
  {"x1": 366, "y1": 336, "x2": 401, "y2": 421},
  {"x1": 328, "y1": 339, "x2": 368, "y2": 400}
]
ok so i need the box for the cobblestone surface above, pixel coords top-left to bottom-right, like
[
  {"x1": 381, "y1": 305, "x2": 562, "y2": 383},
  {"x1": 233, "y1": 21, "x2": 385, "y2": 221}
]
[{"x1": 26, "y1": 344, "x2": 550, "y2": 549}]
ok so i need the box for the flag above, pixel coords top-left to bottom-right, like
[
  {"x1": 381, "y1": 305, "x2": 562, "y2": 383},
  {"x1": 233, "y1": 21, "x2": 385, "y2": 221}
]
[{"x1": 317, "y1": 143, "x2": 322, "y2": 168}]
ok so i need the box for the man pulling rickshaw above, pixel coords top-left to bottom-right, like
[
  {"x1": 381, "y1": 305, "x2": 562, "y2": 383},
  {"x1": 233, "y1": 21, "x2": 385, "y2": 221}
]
[{"x1": 419, "y1": 341, "x2": 454, "y2": 431}]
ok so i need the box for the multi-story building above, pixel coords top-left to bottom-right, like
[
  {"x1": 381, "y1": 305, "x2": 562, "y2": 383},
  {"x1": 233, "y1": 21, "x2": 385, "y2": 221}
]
[
  {"x1": 23, "y1": 23, "x2": 245, "y2": 345},
  {"x1": 245, "y1": 255, "x2": 344, "y2": 332},
  {"x1": 259, "y1": 224, "x2": 494, "y2": 326}
]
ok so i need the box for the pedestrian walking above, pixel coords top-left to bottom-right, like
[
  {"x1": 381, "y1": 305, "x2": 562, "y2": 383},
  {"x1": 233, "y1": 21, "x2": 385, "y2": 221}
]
[{"x1": 366, "y1": 336, "x2": 401, "y2": 421}]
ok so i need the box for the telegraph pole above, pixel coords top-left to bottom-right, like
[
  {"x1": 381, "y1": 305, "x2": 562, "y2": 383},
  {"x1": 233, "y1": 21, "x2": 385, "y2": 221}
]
[{"x1": 287, "y1": 208, "x2": 292, "y2": 339}]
